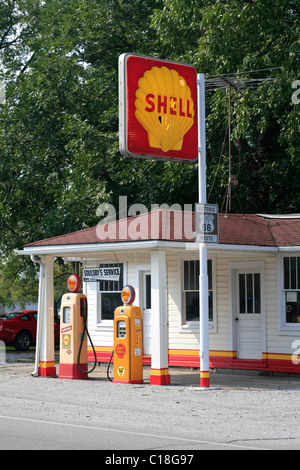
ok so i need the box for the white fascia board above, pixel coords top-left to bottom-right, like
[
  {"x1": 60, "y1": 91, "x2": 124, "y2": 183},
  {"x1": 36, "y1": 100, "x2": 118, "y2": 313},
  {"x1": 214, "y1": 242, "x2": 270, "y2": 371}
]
[
  {"x1": 207, "y1": 243, "x2": 279, "y2": 252},
  {"x1": 16, "y1": 240, "x2": 160, "y2": 256},
  {"x1": 257, "y1": 213, "x2": 300, "y2": 219},
  {"x1": 155, "y1": 241, "x2": 279, "y2": 252},
  {"x1": 278, "y1": 246, "x2": 300, "y2": 252},
  {"x1": 16, "y1": 240, "x2": 281, "y2": 257}
]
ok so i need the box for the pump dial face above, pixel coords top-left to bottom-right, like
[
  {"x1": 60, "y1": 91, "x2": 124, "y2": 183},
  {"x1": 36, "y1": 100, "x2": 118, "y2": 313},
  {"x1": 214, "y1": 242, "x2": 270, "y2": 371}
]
[
  {"x1": 121, "y1": 285, "x2": 135, "y2": 305},
  {"x1": 67, "y1": 274, "x2": 81, "y2": 292}
]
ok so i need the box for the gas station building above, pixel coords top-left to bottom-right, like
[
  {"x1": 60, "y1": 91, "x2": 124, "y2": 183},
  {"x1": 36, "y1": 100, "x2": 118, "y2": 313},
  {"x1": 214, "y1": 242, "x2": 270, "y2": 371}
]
[{"x1": 18, "y1": 210, "x2": 300, "y2": 383}]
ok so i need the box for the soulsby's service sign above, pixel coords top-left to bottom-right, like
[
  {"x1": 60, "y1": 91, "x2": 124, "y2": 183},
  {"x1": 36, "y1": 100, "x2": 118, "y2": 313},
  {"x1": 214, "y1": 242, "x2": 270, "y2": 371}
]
[{"x1": 119, "y1": 54, "x2": 198, "y2": 162}]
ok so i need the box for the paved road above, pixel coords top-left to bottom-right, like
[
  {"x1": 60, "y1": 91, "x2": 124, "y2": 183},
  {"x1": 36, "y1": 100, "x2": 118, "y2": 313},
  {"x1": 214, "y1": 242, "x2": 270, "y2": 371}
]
[{"x1": 1, "y1": 353, "x2": 300, "y2": 451}]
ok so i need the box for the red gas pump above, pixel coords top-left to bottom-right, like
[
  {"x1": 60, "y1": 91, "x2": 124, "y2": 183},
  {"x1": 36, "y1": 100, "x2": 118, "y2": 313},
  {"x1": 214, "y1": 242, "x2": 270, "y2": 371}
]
[{"x1": 59, "y1": 274, "x2": 97, "y2": 380}]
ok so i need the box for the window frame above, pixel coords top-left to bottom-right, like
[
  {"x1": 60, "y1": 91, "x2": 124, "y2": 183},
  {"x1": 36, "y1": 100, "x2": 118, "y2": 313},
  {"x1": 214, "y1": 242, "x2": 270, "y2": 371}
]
[
  {"x1": 179, "y1": 254, "x2": 216, "y2": 332},
  {"x1": 96, "y1": 262, "x2": 125, "y2": 326},
  {"x1": 277, "y1": 253, "x2": 300, "y2": 335}
]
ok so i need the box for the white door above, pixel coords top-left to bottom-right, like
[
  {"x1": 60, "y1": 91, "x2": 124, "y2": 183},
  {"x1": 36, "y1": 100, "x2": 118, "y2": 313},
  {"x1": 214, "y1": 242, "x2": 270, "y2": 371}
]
[
  {"x1": 142, "y1": 272, "x2": 152, "y2": 355},
  {"x1": 235, "y1": 269, "x2": 263, "y2": 359}
]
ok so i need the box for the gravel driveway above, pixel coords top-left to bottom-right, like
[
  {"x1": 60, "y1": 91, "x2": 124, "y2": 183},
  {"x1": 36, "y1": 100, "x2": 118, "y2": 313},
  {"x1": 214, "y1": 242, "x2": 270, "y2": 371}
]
[{"x1": 1, "y1": 350, "x2": 300, "y2": 450}]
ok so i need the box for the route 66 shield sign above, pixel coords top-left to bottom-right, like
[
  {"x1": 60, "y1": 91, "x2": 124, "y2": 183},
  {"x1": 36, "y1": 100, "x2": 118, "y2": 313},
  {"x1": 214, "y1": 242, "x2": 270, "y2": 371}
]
[{"x1": 195, "y1": 203, "x2": 219, "y2": 243}]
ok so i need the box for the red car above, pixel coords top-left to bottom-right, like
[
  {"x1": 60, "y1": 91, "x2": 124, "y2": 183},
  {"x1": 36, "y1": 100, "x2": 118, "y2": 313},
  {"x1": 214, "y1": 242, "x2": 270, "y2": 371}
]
[{"x1": 0, "y1": 310, "x2": 60, "y2": 351}]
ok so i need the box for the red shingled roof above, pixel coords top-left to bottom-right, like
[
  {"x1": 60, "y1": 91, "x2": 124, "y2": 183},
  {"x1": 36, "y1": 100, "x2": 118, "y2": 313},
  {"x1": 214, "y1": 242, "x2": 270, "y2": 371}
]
[
  {"x1": 219, "y1": 214, "x2": 276, "y2": 246},
  {"x1": 267, "y1": 217, "x2": 300, "y2": 247},
  {"x1": 25, "y1": 211, "x2": 300, "y2": 248}
]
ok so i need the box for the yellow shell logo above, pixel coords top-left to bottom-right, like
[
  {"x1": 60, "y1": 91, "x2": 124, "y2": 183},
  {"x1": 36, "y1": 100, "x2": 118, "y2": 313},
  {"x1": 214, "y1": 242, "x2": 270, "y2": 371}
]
[{"x1": 135, "y1": 66, "x2": 195, "y2": 153}]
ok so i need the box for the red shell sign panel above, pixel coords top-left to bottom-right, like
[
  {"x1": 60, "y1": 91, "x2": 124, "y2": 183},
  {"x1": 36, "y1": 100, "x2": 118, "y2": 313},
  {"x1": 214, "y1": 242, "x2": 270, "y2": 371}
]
[{"x1": 119, "y1": 54, "x2": 198, "y2": 162}]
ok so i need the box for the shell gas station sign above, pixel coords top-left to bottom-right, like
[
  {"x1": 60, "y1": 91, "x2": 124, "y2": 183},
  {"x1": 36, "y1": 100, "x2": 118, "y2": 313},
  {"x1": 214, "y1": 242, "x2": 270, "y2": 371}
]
[
  {"x1": 118, "y1": 53, "x2": 212, "y2": 388},
  {"x1": 119, "y1": 53, "x2": 198, "y2": 162}
]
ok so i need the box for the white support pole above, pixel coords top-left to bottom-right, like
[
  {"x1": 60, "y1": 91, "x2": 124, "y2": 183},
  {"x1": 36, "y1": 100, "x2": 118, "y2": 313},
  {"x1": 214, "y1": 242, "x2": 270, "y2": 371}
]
[
  {"x1": 39, "y1": 255, "x2": 56, "y2": 377},
  {"x1": 31, "y1": 255, "x2": 44, "y2": 377},
  {"x1": 197, "y1": 73, "x2": 210, "y2": 388},
  {"x1": 149, "y1": 251, "x2": 170, "y2": 385}
]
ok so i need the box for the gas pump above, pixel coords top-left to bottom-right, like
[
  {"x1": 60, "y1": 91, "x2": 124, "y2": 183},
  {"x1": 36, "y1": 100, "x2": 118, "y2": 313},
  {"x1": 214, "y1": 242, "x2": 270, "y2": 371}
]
[
  {"x1": 59, "y1": 274, "x2": 97, "y2": 380},
  {"x1": 111, "y1": 285, "x2": 143, "y2": 384}
]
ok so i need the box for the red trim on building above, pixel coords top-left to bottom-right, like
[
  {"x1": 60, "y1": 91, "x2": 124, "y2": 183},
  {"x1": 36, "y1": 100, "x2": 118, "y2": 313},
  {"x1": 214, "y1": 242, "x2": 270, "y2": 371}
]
[{"x1": 88, "y1": 347, "x2": 300, "y2": 375}]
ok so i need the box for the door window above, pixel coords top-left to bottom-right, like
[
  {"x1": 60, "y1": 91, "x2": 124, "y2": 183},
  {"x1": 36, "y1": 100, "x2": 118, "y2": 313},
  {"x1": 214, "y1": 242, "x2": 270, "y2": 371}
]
[{"x1": 239, "y1": 273, "x2": 261, "y2": 314}]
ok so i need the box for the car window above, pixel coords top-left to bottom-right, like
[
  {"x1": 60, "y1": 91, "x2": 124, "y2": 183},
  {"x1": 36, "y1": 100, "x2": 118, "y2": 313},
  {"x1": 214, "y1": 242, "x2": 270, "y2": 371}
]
[
  {"x1": 33, "y1": 313, "x2": 38, "y2": 321},
  {"x1": 0, "y1": 312, "x2": 21, "y2": 320},
  {"x1": 19, "y1": 315, "x2": 31, "y2": 321}
]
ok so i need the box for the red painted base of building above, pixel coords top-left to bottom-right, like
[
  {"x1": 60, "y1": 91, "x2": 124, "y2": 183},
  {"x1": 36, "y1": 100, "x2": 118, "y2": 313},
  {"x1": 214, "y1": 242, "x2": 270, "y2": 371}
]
[
  {"x1": 59, "y1": 363, "x2": 88, "y2": 380},
  {"x1": 89, "y1": 347, "x2": 300, "y2": 376}
]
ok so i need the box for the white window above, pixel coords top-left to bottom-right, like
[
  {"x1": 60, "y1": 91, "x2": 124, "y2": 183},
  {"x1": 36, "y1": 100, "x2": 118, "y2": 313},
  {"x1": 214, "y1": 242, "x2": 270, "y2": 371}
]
[
  {"x1": 283, "y1": 256, "x2": 300, "y2": 323},
  {"x1": 98, "y1": 263, "x2": 124, "y2": 321},
  {"x1": 182, "y1": 258, "x2": 216, "y2": 329}
]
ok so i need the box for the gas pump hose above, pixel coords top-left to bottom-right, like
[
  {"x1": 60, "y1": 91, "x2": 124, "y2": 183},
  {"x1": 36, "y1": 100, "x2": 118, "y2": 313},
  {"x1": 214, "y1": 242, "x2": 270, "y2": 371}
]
[
  {"x1": 107, "y1": 349, "x2": 114, "y2": 382},
  {"x1": 78, "y1": 305, "x2": 97, "y2": 374}
]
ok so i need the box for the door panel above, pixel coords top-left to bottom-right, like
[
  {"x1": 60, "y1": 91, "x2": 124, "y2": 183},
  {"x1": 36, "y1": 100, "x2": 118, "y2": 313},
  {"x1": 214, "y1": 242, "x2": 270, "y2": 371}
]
[{"x1": 236, "y1": 270, "x2": 262, "y2": 360}]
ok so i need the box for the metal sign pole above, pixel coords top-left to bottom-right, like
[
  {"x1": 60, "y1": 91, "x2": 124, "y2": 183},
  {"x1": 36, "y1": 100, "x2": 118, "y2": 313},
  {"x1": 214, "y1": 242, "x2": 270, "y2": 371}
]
[{"x1": 197, "y1": 73, "x2": 210, "y2": 388}]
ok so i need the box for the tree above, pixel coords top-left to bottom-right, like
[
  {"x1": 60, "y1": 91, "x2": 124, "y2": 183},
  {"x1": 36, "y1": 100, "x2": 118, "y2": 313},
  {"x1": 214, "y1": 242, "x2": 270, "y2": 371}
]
[
  {"x1": 0, "y1": 0, "x2": 299, "y2": 306},
  {"x1": 0, "y1": 0, "x2": 166, "y2": 305},
  {"x1": 152, "y1": 0, "x2": 300, "y2": 213}
]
